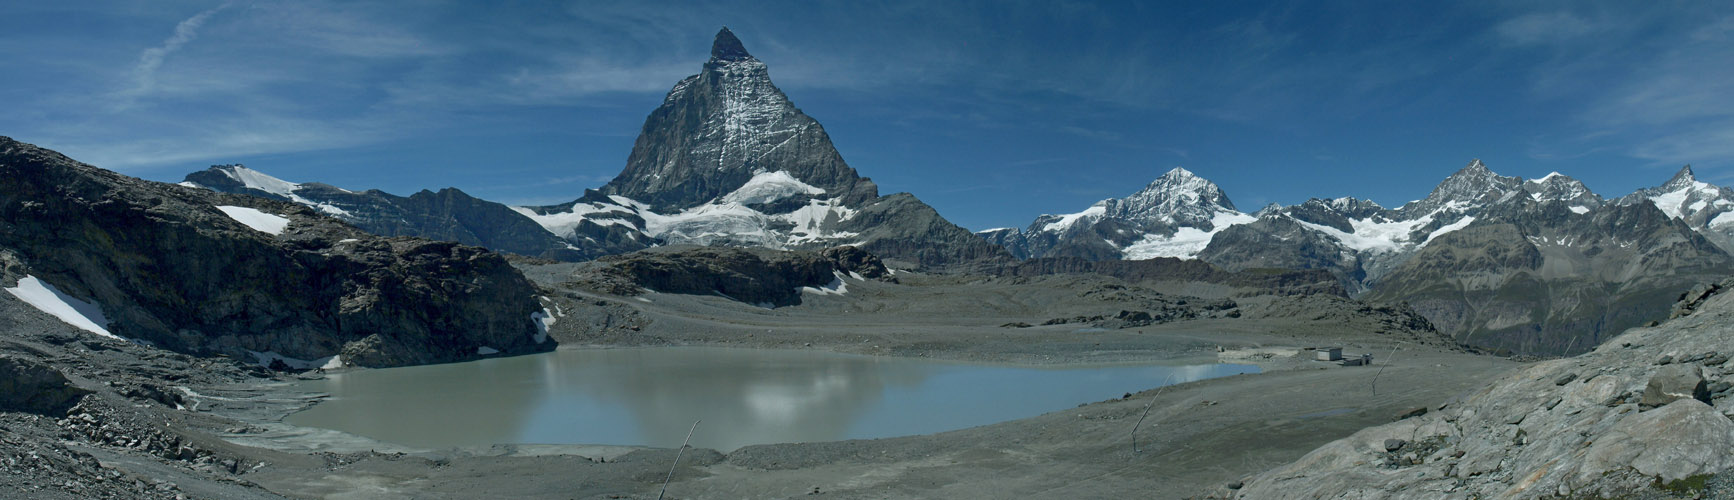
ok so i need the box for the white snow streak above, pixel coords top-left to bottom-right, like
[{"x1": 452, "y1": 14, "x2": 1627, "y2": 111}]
[
  {"x1": 1041, "y1": 204, "x2": 1107, "y2": 233},
  {"x1": 5, "y1": 275, "x2": 119, "y2": 340},
  {"x1": 531, "y1": 309, "x2": 555, "y2": 343},
  {"x1": 1120, "y1": 211, "x2": 1255, "y2": 260},
  {"x1": 216, "y1": 206, "x2": 290, "y2": 235}
]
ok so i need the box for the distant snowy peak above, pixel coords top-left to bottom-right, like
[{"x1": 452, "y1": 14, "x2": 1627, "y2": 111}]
[
  {"x1": 220, "y1": 165, "x2": 298, "y2": 197},
  {"x1": 182, "y1": 165, "x2": 350, "y2": 216},
  {"x1": 1404, "y1": 159, "x2": 1524, "y2": 215},
  {"x1": 1663, "y1": 164, "x2": 1703, "y2": 191},
  {"x1": 1620, "y1": 165, "x2": 1734, "y2": 223},
  {"x1": 1522, "y1": 171, "x2": 1602, "y2": 207},
  {"x1": 991, "y1": 167, "x2": 1255, "y2": 260},
  {"x1": 1108, "y1": 167, "x2": 1239, "y2": 226}
]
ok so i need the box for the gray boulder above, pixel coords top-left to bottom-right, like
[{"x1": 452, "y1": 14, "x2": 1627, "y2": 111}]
[
  {"x1": 0, "y1": 356, "x2": 89, "y2": 415},
  {"x1": 1642, "y1": 364, "x2": 1711, "y2": 408}
]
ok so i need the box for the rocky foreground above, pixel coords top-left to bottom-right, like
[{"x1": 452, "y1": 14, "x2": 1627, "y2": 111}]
[{"x1": 1232, "y1": 280, "x2": 1734, "y2": 499}]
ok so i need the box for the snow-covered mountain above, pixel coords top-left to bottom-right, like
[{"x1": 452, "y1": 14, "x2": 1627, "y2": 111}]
[
  {"x1": 518, "y1": 28, "x2": 1005, "y2": 268},
  {"x1": 984, "y1": 159, "x2": 1734, "y2": 355},
  {"x1": 980, "y1": 167, "x2": 1254, "y2": 260},
  {"x1": 185, "y1": 28, "x2": 1007, "y2": 269},
  {"x1": 1616, "y1": 165, "x2": 1734, "y2": 248},
  {"x1": 1223, "y1": 161, "x2": 1731, "y2": 355}
]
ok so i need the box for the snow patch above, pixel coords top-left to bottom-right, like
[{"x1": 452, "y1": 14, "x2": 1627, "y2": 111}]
[
  {"x1": 719, "y1": 171, "x2": 825, "y2": 205},
  {"x1": 1569, "y1": 206, "x2": 1590, "y2": 214},
  {"x1": 531, "y1": 309, "x2": 555, "y2": 344},
  {"x1": 801, "y1": 272, "x2": 850, "y2": 296},
  {"x1": 1042, "y1": 204, "x2": 1108, "y2": 233},
  {"x1": 5, "y1": 275, "x2": 119, "y2": 340},
  {"x1": 520, "y1": 185, "x2": 859, "y2": 249},
  {"x1": 512, "y1": 202, "x2": 637, "y2": 239},
  {"x1": 1424, "y1": 216, "x2": 1476, "y2": 245},
  {"x1": 1120, "y1": 210, "x2": 1255, "y2": 260},
  {"x1": 1648, "y1": 182, "x2": 1717, "y2": 220},
  {"x1": 216, "y1": 206, "x2": 290, "y2": 235},
  {"x1": 221, "y1": 166, "x2": 299, "y2": 197},
  {"x1": 1711, "y1": 211, "x2": 1734, "y2": 228}
]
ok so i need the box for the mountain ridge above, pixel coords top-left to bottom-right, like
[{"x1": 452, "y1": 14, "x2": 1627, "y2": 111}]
[{"x1": 989, "y1": 159, "x2": 1734, "y2": 355}]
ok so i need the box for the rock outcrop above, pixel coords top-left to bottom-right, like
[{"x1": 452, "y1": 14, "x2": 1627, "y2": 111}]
[
  {"x1": 0, "y1": 355, "x2": 89, "y2": 415},
  {"x1": 590, "y1": 245, "x2": 889, "y2": 307},
  {"x1": 1233, "y1": 280, "x2": 1734, "y2": 499},
  {"x1": 1, "y1": 136, "x2": 548, "y2": 368}
]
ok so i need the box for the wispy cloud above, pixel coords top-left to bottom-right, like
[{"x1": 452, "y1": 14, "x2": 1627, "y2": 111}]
[
  {"x1": 122, "y1": 3, "x2": 230, "y2": 105},
  {"x1": 1573, "y1": 16, "x2": 1734, "y2": 168},
  {"x1": 1495, "y1": 12, "x2": 1597, "y2": 46}
]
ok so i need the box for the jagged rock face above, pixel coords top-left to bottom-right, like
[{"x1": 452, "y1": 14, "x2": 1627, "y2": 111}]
[
  {"x1": 1235, "y1": 285, "x2": 1734, "y2": 499},
  {"x1": 1398, "y1": 159, "x2": 1525, "y2": 217},
  {"x1": 1365, "y1": 202, "x2": 1732, "y2": 355},
  {"x1": 984, "y1": 167, "x2": 1254, "y2": 260},
  {"x1": 184, "y1": 165, "x2": 589, "y2": 260},
  {"x1": 521, "y1": 28, "x2": 1007, "y2": 269},
  {"x1": 601, "y1": 28, "x2": 879, "y2": 213},
  {"x1": 3, "y1": 137, "x2": 547, "y2": 368}
]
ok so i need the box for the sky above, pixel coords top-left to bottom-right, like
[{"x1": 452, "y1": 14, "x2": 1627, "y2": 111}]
[{"x1": 3, "y1": 1, "x2": 1733, "y2": 231}]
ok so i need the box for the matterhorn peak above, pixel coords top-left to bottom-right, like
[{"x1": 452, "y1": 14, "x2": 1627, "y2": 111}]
[{"x1": 710, "y1": 27, "x2": 753, "y2": 62}]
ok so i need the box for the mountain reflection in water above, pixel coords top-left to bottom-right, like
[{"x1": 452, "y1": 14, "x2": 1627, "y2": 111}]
[{"x1": 287, "y1": 347, "x2": 1257, "y2": 451}]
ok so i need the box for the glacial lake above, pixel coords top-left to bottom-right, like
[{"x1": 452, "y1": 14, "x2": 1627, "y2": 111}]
[{"x1": 286, "y1": 347, "x2": 1259, "y2": 452}]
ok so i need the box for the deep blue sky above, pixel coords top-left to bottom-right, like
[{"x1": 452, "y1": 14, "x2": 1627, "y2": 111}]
[{"x1": 4, "y1": 1, "x2": 1732, "y2": 230}]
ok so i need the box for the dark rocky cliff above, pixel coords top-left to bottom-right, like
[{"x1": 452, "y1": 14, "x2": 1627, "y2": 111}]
[{"x1": 2, "y1": 137, "x2": 548, "y2": 368}]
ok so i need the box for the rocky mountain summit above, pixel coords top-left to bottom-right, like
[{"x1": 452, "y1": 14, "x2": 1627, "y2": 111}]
[
  {"x1": 516, "y1": 28, "x2": 1007, "y2": 270},
  {"x1": 189, "y1": 28, "x2": 1005, "y2": 270},
  {"x1": 3, "y1": 137, "x2": 549, "y2": 368},
  {"x1": 981, "y1": 167, "x2": 1253, "y2": 261},
  {"x1": 1233, "y1": 280, "x2": 1734, "y2": 499},
  {"x1": 1617, "y1": 165, "x2": 1734, "y2": 249}
]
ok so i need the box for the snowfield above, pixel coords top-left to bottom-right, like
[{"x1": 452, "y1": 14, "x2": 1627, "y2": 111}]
[
  {"x1": 215, "y1": 205, "x2": 290, "y2": 235},
  {"x1": 5, "y1": 275, "x2": 119, "y2": 340}
]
